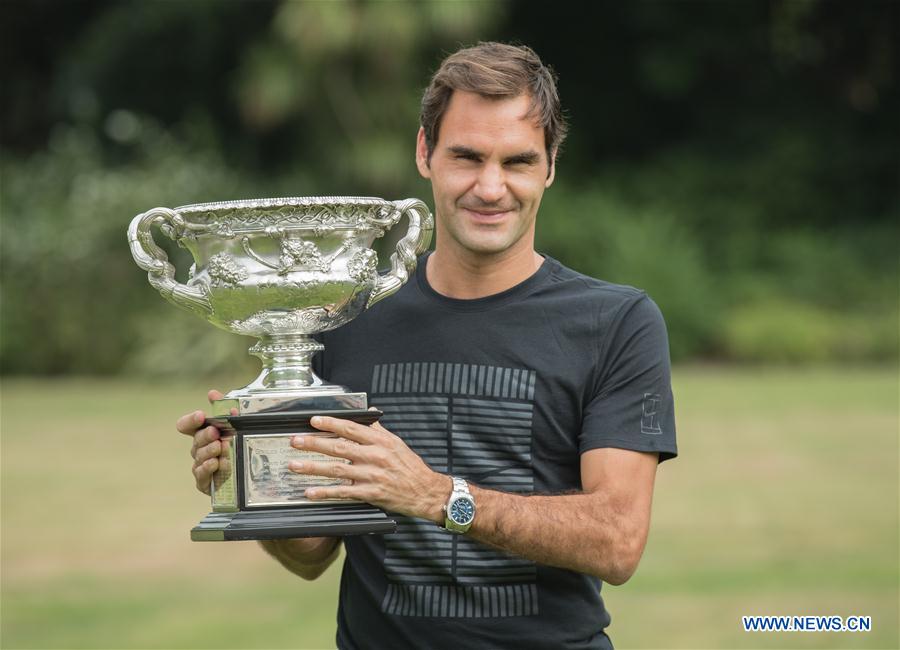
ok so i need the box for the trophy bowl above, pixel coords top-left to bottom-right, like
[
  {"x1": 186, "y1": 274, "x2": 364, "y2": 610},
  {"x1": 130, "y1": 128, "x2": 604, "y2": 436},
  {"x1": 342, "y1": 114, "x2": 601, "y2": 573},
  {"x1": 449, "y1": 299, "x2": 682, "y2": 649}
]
[
  {"x1": 128, "y1": 196, "x2": 433, "y2": 402},
  {"x1": 127, "y1": 196, "x2": 433, "y2": 541}
]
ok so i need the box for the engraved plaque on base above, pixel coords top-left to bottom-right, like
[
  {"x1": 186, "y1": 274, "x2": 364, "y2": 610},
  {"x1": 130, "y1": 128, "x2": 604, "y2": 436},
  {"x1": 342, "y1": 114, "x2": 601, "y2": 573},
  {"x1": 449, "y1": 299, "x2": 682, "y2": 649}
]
[{"x1": 244, "y1": 434, "x2": 353, "y2": 507}]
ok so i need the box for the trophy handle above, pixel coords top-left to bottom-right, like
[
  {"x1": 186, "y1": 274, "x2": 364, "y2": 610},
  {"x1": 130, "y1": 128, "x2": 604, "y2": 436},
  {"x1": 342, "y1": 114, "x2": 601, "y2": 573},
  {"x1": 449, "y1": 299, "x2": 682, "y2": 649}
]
[
  {"x1": 127, "y1": 207, "x2": 213, "y2": 317},
  {"x1": 367, "y1": 199, "x2": 434, "y2": 308}
]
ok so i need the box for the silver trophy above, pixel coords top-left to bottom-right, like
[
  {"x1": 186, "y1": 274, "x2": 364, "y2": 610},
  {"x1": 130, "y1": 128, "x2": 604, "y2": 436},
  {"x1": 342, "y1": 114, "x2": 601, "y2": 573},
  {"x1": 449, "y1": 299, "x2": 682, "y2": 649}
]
[{"x1": 128, "y1": 197, "x2": 433, "y2": 541}]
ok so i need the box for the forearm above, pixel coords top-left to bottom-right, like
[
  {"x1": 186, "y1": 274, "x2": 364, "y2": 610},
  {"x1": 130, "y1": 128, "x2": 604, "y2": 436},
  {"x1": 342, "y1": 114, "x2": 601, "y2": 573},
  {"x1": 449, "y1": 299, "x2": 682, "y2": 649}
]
[
  {"x1": 288, "y1": 419, "x2": 656, "y2": 584},
  {"x1": 462, "y1": 485, "x2": 649, "y2": 585},
  {"x1": 258, "y1": 537, "x2": 342, "y2": 581}
]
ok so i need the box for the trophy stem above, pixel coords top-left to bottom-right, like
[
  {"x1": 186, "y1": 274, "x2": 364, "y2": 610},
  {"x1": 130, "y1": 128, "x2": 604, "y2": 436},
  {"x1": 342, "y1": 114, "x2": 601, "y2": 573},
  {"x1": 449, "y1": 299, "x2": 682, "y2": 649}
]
[
  {"x1": 243, "y1": 334, "x2": 334, "y2": 392},
  {"x1": 218, "y1": 333, "x2": 365, "y2": 414}
]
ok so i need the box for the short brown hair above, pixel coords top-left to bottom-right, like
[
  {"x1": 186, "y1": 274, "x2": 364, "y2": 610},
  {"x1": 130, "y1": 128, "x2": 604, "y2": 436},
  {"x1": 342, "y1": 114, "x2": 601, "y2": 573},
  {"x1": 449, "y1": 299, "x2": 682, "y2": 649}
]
[{"x1": 420, "y1": 42, "x2": 567, "y2": 173}]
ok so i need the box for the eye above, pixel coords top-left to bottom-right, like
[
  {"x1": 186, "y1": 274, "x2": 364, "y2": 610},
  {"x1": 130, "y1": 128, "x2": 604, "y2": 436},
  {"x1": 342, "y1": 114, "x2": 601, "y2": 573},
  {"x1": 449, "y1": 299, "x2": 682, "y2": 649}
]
[{"x1": 504, "y1": 157, "x2": 537, "y2": 167}]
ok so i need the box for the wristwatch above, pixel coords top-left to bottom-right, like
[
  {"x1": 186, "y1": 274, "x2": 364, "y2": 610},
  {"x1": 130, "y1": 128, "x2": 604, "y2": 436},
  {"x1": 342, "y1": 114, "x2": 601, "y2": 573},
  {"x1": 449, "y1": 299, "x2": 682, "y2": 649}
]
[{"x1": 442, "y1": 476, "x2": 476, "y2": 533}]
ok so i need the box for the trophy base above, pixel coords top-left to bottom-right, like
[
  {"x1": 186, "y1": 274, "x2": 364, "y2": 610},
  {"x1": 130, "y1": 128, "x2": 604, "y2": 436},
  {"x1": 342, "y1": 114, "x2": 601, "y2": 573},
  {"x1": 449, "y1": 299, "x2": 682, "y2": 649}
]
[
  {"x1": 194, "y1": 407, "x2": 398, "y2": 542},
  {"x1": 191, "y1": 504, "x2": 396, "y2": 541}
]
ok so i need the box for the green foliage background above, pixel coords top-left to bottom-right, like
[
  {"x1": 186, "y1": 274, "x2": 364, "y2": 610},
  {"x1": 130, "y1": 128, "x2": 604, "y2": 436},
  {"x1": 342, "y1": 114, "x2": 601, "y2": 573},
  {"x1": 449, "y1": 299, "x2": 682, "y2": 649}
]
[{"x1": 1, "y1": 0, "x2": 897, "y2": 375}]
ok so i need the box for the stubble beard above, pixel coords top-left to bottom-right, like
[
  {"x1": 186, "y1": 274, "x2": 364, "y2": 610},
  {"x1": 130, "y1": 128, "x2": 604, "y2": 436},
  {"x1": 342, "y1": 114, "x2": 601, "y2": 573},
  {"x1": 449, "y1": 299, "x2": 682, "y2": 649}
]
[{"x1": 440, "y1": 205, "x2": 535, "y2": 259}]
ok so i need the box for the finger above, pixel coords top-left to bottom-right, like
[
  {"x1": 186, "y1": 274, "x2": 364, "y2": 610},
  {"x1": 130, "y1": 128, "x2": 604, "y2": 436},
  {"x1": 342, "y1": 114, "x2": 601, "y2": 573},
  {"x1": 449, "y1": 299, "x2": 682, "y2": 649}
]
[
  {"x1": 193, "y1": 457, "x2": 218, "y2": 494},
  {"x1": 304, "y1": 485, "x2": 357, "y2": 501},
  {"x1": 291, "y1": 434, "x2": 362, "y2": 461},
  {"x1": 190, "y1": 426, "x2": 221, "y2": 458},
  {"x1": 194, "y1": 439, "x2": 222, "y2": 464},
  {"x1": 176, "y1": 410, "x2": 206, "y2": 435},
  {"x1": 288, "y1": 458, "x2": 359, "y2": 481},
  {"x1": 309, "y1": 416, "x2": 377, "y2": 444}
]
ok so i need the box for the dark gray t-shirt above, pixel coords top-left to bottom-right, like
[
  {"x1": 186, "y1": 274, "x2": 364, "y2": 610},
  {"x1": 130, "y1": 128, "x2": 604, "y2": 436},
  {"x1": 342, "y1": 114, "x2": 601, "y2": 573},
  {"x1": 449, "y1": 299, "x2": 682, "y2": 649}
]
[{"x1": 316, "y1": 254, "x2": 677, "y2": 650}]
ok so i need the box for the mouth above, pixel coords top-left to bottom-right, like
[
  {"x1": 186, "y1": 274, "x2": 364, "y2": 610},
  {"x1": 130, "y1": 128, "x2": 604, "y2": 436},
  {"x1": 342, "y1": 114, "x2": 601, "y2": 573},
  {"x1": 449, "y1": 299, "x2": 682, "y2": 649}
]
[{"x1": 461, "y1": 207, "x2": 513, "y2": 223}]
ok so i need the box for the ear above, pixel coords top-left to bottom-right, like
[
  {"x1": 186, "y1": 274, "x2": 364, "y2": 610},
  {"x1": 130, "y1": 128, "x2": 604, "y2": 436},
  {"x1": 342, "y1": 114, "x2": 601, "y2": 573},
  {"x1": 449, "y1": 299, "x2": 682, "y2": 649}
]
[
  {"x1": 415, "y1": 127, "x2": 431, "y2": 179},
  {"x1": 545, "y1": 148, "x2": 557, "y2": 188}
]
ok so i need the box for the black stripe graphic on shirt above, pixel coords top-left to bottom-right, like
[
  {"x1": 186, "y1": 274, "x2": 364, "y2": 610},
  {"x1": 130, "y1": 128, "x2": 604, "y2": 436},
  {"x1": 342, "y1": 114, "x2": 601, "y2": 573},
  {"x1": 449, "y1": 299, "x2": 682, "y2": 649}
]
[
  {"x1": 373, "y1": 362, "x2": 535, "y2": 400},
  {"x1": 381, "y1": 583, "x2": 538, "y2": 618},
  {"x1": 371, "y1": 363, "x2": 538, "y2": 618}
]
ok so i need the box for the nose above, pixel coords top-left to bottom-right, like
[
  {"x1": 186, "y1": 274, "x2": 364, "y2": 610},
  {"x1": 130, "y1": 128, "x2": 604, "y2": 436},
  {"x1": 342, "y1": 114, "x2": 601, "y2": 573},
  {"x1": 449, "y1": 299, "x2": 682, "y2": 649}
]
[{"x1": 473, "y1": 163, "x2": 506, "y2": 204}]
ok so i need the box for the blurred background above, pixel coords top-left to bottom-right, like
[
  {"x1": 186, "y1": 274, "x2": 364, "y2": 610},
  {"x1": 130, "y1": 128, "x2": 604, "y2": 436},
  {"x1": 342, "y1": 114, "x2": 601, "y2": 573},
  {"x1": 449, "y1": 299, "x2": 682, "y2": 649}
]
[{"x1": 1, "y1": 1, "x2": 897, "y2": 648}]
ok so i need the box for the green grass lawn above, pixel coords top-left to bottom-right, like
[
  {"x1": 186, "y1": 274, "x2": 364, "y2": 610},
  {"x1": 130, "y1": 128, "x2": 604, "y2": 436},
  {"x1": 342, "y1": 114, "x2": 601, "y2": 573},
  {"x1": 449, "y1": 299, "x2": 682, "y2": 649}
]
[{"x1": 2, "y1": 367, "x2": 897, "y2": 649}]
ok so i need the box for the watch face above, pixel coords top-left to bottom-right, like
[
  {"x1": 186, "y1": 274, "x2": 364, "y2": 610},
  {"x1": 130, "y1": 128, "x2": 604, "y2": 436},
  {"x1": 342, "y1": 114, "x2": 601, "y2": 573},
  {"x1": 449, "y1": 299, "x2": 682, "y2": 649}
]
[{"x1": 449, "y1": 496, "x2": 475, "y2": 525}]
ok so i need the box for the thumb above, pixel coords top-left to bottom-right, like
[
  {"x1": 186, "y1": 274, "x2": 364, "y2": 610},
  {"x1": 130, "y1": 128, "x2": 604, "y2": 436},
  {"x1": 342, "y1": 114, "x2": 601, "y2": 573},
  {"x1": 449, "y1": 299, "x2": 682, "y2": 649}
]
[{"x1": 208, "y1": 389, "x2": 239, "y2": 416}]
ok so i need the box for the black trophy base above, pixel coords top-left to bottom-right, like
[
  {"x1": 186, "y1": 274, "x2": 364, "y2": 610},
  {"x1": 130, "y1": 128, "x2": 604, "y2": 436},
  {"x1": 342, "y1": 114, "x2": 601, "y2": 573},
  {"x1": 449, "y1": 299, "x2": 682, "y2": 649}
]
[
  {"x1": 191, "y1": 503, "x2": 396, "y2": 541},
  {"x1": 192, "y1": 408, "x2": 396, "y2": 541}
]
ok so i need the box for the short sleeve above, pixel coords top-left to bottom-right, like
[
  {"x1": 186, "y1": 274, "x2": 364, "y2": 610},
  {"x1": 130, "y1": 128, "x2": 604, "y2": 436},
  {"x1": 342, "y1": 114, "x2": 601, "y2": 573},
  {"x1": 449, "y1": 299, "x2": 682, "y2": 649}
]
[{"x1": 580, "y1": 294, "x2": 678, "y2": 462}]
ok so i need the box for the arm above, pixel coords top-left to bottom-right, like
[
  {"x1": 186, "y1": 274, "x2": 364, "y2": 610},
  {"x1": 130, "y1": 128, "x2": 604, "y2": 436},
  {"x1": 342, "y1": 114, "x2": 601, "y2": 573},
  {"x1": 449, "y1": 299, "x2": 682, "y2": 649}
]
[
  {"x1": 465, "y1": 447, "x2": 657, "y2": 584},
  {"x1": 258, "y1": 537, "x2": 342, "y2": 581},
  {"x1": 175, "y1": 390, "x2": 341, "y2": 581},
  {"x1": 289, "y1": 417, "x2": 659, "y2": 585}
]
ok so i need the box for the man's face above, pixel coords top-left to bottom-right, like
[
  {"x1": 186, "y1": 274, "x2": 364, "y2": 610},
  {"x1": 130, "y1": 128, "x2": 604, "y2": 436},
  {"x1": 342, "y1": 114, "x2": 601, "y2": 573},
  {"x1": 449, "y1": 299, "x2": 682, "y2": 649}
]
[{"x1": 416, "y1": 91, "x2": 555, "y2": 258}]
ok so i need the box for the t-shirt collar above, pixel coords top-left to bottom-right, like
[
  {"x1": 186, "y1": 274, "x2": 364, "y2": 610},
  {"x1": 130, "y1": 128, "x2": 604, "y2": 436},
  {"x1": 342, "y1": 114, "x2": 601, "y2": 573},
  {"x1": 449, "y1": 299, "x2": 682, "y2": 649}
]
[{"x1": 415, "y1": 250, "x2": 556, "y2": 312}]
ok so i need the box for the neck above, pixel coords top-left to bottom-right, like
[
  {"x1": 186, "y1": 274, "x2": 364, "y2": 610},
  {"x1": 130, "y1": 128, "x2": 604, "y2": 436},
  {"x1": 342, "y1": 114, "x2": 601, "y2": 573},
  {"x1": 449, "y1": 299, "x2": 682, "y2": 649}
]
[{"x1": 426, "y1": 244, "x2": 544, "y2": 300}]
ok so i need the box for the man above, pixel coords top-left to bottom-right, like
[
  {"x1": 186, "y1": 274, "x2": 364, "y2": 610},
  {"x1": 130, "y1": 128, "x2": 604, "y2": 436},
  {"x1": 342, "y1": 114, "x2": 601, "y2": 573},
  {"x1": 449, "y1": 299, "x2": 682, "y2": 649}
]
[{"x1": 178, "y1": 42, "x2": 677, "y2": 649}]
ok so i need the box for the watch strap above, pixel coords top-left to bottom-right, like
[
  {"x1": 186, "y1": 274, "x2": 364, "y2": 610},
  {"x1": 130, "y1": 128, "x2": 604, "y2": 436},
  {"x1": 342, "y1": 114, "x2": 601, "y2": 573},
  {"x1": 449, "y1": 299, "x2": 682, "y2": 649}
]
[{"x1": 452, "y1": 476, "x2": 470, "y2": 496}]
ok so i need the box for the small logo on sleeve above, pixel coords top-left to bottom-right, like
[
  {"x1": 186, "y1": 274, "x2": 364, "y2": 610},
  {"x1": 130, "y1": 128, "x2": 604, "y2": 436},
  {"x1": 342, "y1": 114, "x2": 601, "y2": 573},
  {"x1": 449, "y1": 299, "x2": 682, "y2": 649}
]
[{"x1": 641, "y1": 393, "x2": 663, "y2": 434}]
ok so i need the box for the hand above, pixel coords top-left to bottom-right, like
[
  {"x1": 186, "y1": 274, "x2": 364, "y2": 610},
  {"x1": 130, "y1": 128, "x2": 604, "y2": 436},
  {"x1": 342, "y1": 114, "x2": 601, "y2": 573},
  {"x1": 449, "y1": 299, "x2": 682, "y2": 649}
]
[
  {"x1": 175, "y1": 392, "x2": 341, "y2": 578},
  {"x1": 288, "y1": 414, "x2": 451, "y2": 523},
  {"x1": 175, "y1": 389, "x2": 234, "y2": 496}
]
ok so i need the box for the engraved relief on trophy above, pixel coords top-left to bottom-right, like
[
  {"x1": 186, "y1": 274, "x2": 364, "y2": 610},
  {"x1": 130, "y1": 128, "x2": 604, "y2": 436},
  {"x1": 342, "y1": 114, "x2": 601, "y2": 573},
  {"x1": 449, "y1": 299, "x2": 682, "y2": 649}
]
[
  {"x1": 240, "y1": 230, "x2": 331, "y2": 276},
  {"x1": 347, "y1": 248, "x2": 379, "y2": 284},
  {"x1": 207, "y1": 252, "x2": 249, "y2": 287},
  {"x1": 229, "y1": 306, "x2": 334, "y2": 337}
]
